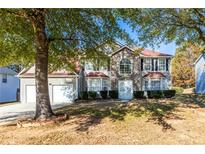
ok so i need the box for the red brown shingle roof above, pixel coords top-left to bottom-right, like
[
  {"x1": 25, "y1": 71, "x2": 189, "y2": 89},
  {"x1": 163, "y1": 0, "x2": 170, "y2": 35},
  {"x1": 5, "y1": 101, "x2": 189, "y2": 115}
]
[
  {"x1": 86, "y1": 72, "x2": 109, "y2": 78},
  {"x1": 140, "y1": 49, "x2": 172, "y2": 57},
  {"x1": 143, "y1": 72, "x2": 166, "y2": 78}
]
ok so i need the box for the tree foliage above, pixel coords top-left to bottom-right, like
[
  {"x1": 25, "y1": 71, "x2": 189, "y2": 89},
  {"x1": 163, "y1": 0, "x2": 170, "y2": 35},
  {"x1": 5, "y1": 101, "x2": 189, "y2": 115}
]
[
  {"x1": 120, "y1": 9, "x2": 205, "y2": 47},
  {"x1": 0, "y1": 9, "x2": 132, "y2": 69},
  {"x1": 0, "y1": 9, "x2": 135, "y2": 119},
  {"x1": 172, "y1": 42, "x2": 204, "y2": 88}
]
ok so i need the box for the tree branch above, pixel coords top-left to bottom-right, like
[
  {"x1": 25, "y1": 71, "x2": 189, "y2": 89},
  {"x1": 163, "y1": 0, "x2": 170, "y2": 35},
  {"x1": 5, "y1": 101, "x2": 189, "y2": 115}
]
[{"x1": 48, "y1": 37, "x2": 77, "y2": 42}]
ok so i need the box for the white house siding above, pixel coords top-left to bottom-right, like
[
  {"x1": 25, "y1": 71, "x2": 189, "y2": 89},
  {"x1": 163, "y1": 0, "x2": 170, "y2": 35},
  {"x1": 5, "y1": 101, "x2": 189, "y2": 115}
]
[
  {"x1": 0, "y1": 74, "x2": 19, "y2": 102},
  {"x1": 20, "y1": 77, "x2": 78, "y2": 104},
  {"x1": 195, "y1": 54, "x2": 205, "y2": 94}
]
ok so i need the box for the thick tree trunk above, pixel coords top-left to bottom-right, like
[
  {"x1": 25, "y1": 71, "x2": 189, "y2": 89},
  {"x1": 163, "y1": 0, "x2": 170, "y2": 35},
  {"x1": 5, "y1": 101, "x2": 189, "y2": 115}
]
[{"x1": 29, "y1": 9, "x2": 54, "y2": 120}]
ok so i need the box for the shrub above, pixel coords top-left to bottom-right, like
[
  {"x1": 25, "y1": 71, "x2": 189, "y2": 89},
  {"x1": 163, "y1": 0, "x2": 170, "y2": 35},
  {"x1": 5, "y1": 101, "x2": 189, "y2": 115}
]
[
  {"x1": 163, "y1": 90, "x2": 176, "y2": 98},
  {"x1": 172, "y1": 87, "x2": 184, "y2": 94},
  {"x1": 88, "y1": 91, "x2": 97, "y2": 99},
  {"x1": 80, "y1": 91, "x2": 88, "y2": 100},
  {"x1": 109, "y1": 90, "x2": 118, "y2": 99},
  {"x1": 134, "y1": 91, "x2": 145, "y2": 99},
  {"x1": 100, "y1": 91, "x2": 108, "y2": 99},
  {"x1": 147, "y1": 90, "x2": 164, "y2": 99}
]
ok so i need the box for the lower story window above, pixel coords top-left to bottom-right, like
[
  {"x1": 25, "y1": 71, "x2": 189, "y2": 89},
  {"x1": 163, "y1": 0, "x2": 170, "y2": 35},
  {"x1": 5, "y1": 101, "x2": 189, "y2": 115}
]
[
  {"x1": 151, "y1": 80, "x2": 161, "y2": 90},
  {"x1": 87, "y1": 79, "x2": 101, "y2": 91},
  {"x1": 144, "y1": 80, "x2": 149, "y2": 90},
  {"x1": 87, "y1": 79, "x2": 109, "y2": 91},
  {"x1": 102, "y1": 79, "x2": 109, "y2": 91}
]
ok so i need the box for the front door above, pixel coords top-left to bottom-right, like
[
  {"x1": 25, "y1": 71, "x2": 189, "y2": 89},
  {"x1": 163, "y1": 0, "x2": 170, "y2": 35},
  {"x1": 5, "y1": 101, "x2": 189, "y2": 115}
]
[{"x1": 118, "y1": 80, "x2": 133, "y2": 100}]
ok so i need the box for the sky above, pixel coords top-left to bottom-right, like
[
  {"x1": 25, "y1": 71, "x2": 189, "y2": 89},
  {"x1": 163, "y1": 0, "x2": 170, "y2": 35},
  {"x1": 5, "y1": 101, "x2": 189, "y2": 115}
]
[{"x1": 118, "y1": 21, "x2": 177, "y2": 56}]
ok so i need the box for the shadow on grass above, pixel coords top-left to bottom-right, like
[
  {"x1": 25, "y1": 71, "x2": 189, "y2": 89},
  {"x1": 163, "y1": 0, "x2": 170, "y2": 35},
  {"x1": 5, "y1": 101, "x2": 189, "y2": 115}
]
[
  {"x1": 175, "y1": 94, "x2": 205, "y2": 108},
  {"x1": 56, "y1": 99, "x2": 182, "y2": 132}
]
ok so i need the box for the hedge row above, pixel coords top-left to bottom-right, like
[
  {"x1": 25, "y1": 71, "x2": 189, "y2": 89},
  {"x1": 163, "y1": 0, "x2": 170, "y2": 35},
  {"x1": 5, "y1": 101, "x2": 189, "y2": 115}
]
[
  {"x1": 134, "y1": 90, "x2": 176, "y2": 99},
  {"x1": 80, "y1": 90, "x2": 118, "y2": 100},
  {"x1": 80, "y1": 90, "x2": 176, "y2": 100}
]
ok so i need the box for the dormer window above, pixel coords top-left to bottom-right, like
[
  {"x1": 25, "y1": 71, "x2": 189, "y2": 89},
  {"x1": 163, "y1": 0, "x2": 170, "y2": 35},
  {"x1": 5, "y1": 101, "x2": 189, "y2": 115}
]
[{"x1": 120, "y1": 59, "x2": 132, "y2": 74}]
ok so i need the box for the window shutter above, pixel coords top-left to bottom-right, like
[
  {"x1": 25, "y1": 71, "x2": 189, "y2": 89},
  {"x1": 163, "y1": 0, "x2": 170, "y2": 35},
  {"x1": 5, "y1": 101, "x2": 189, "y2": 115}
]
[
  {"x1": 152, "y1": 59, "x2": 154, "y2": 71},
  {"x1": 141, "y1": 59, "x2": 143, "y2": 71},
  {"x1": 155, "y1": 59, "x2": 158, "y2": 71},
  {"x1": 166, "y1": 58, "x2": 169, "y2": 71}
]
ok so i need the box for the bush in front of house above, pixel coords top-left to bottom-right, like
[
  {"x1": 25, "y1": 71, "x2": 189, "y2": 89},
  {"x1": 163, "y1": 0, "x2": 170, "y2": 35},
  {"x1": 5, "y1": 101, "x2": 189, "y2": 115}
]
[
  {"x1": 100, "y1": 91, "x2": 108, "y2": 99},
  {"x1": 109, "y1": 90, "x2": 118, "y2": 99},
  {"x1": 172, "y1": 87, "x2": 184, "y2": 94},
  {"x1": 80, "y1": 91, "x2": 88, "y2": 100},
  {"x1": 88, "y1": 91, "x2": 97, "y2": 99},
  {"x1": 163, "y1": 90, "x2": 176, "y2": 98},
  {"x1": 147, "y1": 90, "x2": 164, "y2": 99},
  {"x1": 147, "y1": 90, "x2": 176, "y2": 99},
  {"x1": 134, "y1": 91, "x2": 145, "y2": 99}
]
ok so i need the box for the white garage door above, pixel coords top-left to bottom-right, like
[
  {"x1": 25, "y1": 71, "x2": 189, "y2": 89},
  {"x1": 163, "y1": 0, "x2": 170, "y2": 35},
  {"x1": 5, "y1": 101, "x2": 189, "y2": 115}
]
[
  {"x1": 26, "y1": 85, "x2": 36, "y2": 103},
  {"x1": 52, "y1": 84, "x2": 74, "y2": 104}
]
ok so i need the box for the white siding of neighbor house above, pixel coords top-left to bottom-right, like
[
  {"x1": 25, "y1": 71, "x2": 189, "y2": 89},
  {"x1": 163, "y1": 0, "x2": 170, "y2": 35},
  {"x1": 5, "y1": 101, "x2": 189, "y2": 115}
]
[
  {"x1": 20, "y1": 77, "x2": 78, "y2": 104},
  {"x1": 0, "y1": 74, "x2": 19, "y2": 102},
  {"x1": 195, "y1": 54, "x2": 205, "y2": 94}
]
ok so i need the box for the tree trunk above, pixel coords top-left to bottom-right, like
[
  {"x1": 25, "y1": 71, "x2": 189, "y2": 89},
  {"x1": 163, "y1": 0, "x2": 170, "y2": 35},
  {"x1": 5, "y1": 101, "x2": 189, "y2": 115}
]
[{"x1": 29, "y1": 9, "x2": 54, "y2": 120}]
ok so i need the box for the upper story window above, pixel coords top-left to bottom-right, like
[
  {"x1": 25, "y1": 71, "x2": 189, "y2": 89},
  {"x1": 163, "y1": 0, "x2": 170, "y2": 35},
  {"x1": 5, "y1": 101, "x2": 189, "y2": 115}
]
[
  {"x1": 2, "y1": 74, "x2": 7, "y2": 83},
  {"x1": 159, "y1": 59, "x2": 166, "y2": 71},
  {"x1": 120, "y1": 59, "x2": 132, "y2": 74},
  {"x1": 144, "y1": 58, "x2": 152, "y2": 71},
  {"x1": 85, "y1": 62, "x2": 94, "y2": 71}
]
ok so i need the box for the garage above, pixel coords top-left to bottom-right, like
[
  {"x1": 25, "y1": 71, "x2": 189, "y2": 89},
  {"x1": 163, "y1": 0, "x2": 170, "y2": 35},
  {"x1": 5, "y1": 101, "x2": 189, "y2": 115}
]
[
  {"x1": 26, "y1": 85, "x2": 36, "y2": 103},
  {"x1": 52, "y1": 84, "x2": 74, "y2": 104},
  {"x1": 24, "y1": 84, "x2": 76, "y2": 104},
  {"x1": 19, "y1": 65, "x2": 78, "y2": 104}
]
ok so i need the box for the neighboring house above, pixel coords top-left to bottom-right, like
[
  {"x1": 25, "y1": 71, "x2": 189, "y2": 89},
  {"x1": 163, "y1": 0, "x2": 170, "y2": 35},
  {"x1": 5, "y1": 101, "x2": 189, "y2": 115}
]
[
  {"x1": 18, "y1": 44, "x2": 173, "y2": 104},
  {"x1": 0, "y1": 67, "x2": 19, "y2": 103},
  {"x1": 18, "y1": 65, "x2": 79, "y2": 104},
  {"x1": 194, "y1": 53, "x2": 205, "y2": 93}
]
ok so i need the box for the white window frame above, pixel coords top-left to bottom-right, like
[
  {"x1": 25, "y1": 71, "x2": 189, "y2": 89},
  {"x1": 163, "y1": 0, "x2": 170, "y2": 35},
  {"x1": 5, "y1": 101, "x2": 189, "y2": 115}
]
[
  {"x1": 144, "y1": 58, "x2": 152, "y2": 71},
  {"x1": 102, "y1": 79, "x2": 109, "y2": 91},
  {"x1": 87, "y1": 78, "x2": 109, "y2": 91},
  {"x1": 119, "y1": 58, "x2": 132, "y2": 75},
  {"x1": 87, "y1": 78, "x2": 101, "y2": 91},
  {"x1": 144, "y1": 80, "x2": 149, "y2": 91},
  {"x1": 158, "y1": 59, "x2": 166, "y2": 71},
  {"x1": 151, "y1": 79, "x2": 161, "y2": 90},
  {"x1": 143, "y1": 78, "x2": 168, "y2": 91}
]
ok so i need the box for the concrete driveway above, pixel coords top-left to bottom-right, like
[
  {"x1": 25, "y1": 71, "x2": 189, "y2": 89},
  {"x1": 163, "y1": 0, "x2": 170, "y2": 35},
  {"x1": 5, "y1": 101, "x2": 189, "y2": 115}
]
[{"x1": 0, "y1": 102, "x2": 69, "y2": 126}]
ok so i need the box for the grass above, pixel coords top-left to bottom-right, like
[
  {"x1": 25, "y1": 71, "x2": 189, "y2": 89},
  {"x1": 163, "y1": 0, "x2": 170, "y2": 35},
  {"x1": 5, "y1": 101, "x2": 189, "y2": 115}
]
[{"x1": 1, "y1": 94, "x2": 205, "y2": 144}]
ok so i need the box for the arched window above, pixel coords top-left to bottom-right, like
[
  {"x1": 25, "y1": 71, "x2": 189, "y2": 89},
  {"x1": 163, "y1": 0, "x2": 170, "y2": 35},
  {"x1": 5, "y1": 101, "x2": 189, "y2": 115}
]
[{"x1": 120, "y1": 59, "x2": 132, "y2": 74}]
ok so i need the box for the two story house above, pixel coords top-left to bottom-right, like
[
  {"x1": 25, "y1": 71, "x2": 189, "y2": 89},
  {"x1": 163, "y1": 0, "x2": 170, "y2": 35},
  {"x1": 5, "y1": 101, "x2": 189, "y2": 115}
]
[
  {"x1": 82, "y1": 45, "x2": 172, "y2": 100},
  {"x1": 19, "y1": 44, "x2": 173, "y2": 104}
]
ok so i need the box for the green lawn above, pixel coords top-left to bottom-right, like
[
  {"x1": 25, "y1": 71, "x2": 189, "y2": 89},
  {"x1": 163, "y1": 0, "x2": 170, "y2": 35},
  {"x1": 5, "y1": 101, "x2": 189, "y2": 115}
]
[{"x1": 1, "y1": 94, "x2": 205, "y2": 144}]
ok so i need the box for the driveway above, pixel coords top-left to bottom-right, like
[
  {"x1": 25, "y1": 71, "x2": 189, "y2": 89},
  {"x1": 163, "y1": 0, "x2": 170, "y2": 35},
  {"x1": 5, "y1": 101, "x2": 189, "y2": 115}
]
[{"x1": 0, "y1": 102, "x2": 70, "y2": 126}]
